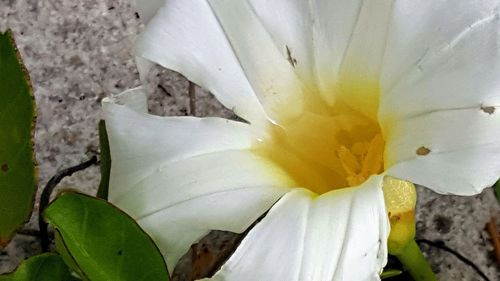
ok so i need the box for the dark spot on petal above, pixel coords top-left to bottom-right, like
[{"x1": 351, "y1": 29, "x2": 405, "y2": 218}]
[
  {"x1": 286, "y1": 45, "x2": 297, "y2": 68},
  {"x1": 135, "y1": 12, "x2": 140, "y2": 19},
  {"x1": 481, "y1": 105, "x2": 495, "y2": 115},
  {"x1": 416, "y1": 146, "x2": 431, "y2": 156},
  {"x1": 1, "y1": 163, "x2": 8, "y2": 172}
]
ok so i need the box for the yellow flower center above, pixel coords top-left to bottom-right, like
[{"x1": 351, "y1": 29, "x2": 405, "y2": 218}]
[{"x1": 254, "y1": 81, "x2": 384, "y2": 194}]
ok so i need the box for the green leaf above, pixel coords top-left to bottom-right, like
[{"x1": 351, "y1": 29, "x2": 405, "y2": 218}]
[
  {"x1": 43, "y1": 192, "x2": 170, "y2": 281},
  {"x1": 381, "y1": 269, "x2": 403, "y2": 279},
  {"x1": 54, "y1": 231, "x2": 85, "y2": 280},
  {"x1": 0, "y1": 30, "x2": 37, "y2": 247},
  {"x1": 0, "y1": 253, "x2": 78, "y2": 281},
  {"x1": 96, "y1": 120, "x2": 111, "y2": 200}
]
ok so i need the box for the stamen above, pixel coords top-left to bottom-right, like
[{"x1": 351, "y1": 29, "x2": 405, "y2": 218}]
[
  {"x1": 337, "y1": 145, "x2": 361, "y2": 176},
  {"x1": 361, "y1": 134, "x2": 384, "y2": 176},
  {"x1": 337, "y1": 134, "x2": 384, "y2": 187},
  {"x1": 351, "y1": 142, "x2": 369, "y2": 157}
]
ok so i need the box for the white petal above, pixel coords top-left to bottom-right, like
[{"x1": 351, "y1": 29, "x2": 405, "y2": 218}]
[
  {"x1": 124, "y1": 150, "x2": 293, "y2": 270},
  {"x1": 103, "y1": 90, "x2": 294, "y2": 269},
  {"x1": 135, "y1": 0, "x2": 395, "y2": 123},
  {"x1": 335, "y1": 0, "x2": 394, "y2": 120},
  {"x1": 206, "y1": 0, "x2": 305, "y2": 123},
  {"x1": 209, "y1": 0, "x2": 393, "y2": 116},
  {"x1": 243, "y1": 0, "x2": 393, "y2": 117},
  {"x1": 135, "y1": 0, "x2": 267, "y2": 126},
  {"x1": 208, "y1": 176, "x2": 389, "y2": 281},
  {"x1": 380, "y1": 2, "x2": 500, "y2": 195},
  {"x1": 132, "y1": 0, "x2": 165, "y2": 23},
  {"x1": 238, "y1": 0, "x2": 391, "y2": 115},
  {"x1": 310, "y1": 0, "x2": 366, "y2": 101},
  {"x1": 388, "y1": 145, "x2": 500, "y2": 196},
  {"x1": 134, "y1": 56, "x2": 154, "y2": 82},
  {"x1": 103, "y1": 90, "x2": 256, "y2": 200},
  {"x1": 385, "y1": 108, "x2": 500, "y2": 195},
  {"x1": 243, "y1": 0, "x2": 315, "y2": 84},
  {"x1": 380, "y1": 1, "x2": 500, "y2": 120}
]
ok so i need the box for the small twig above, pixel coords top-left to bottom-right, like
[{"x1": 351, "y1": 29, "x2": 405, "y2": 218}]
[
  {"x1": 485, "y1": 217, "x2": 500, "y2": 266},
  {"x1": 417, "y1": 239, "x2": 491, "y2": 281},
  {"x1": 38, "y1": 156, "x2": 98, "y2": 251},
  {"x1": 188, "y1": 81, "x2": 196, "y2": 116}
]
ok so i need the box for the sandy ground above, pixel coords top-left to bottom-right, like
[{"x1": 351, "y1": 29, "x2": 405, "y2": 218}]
[{"x1": 0, "y1": 1, "x2": 499, "y2": 280}]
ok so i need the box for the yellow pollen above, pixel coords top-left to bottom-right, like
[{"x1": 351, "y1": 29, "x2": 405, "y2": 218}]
[{"x1": 253, "y1": 80, "x2": 385, "y2": 194}]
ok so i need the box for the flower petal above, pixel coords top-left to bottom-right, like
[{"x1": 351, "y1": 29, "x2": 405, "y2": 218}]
[
  {"x1": 103, "y1": 89, "x2": 294, "y2": 269},
  {"x1": 334, "y1": 0, "x2": 394, "y2": 120},
  {"x1": 385, "y1": 108, "x2": 500, "y2": 195},
  {"x1": 103, "y1": 91, "x2": 257, "y2": 200},
  {"x1": 380, "y1": 1, "x2": 500, "y2": 120},
  {"x1": 240, "y1": 0, "x2": 315, "y2": 85},
  {"x1": 212, "y1": 0, "x2": 393, "y2": 114},
  {"x1": 134, "y1": 0, "x2": 267, "y2": 126},
  {"x1": 134, "y1": 0, "x2": 396, "y2": 123},
  {"x1": 124, "y1": 150, "x2": 292, "y2": 270},
  {"x1": 310, "y1": 0, "x2": 367, "y2": 101},
  {"x1": 207, "y1": 0, "x2": 305, "y2": 123},
  {"x1": 380, "y1": 2, "x2": 500, "y2": 195},
  {"x1": 208, "y1": 176, "x2": 389, "y2": 281},
  {"x1": 134, "y1": 0, "x2": 312, "y2": 125}
]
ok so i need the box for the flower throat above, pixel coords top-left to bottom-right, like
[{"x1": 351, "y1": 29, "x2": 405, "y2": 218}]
[{"x1": 254, "y1": 82, "x2": 384, "y2": 194}]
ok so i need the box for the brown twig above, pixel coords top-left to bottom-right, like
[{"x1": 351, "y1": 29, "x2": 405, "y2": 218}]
[
  {"x1": 417, "y1": 239, "x2": 491, "y2": 281},
  {"x1": 38, "y1": 156, "x2": 99, "y2": 251},
  {"x1": 486, "y1": 217, "x2": 500, "y2": 267}
]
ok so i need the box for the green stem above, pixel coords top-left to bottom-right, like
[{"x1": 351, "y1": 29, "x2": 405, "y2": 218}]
[{"x1": 395, "y1": 240, "x2": 437, "y2": 281}]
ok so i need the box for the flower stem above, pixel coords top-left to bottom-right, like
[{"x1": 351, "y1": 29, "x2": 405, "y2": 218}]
[{"x1": 395, "y1": 240, "x2": 437, "y2": 281}]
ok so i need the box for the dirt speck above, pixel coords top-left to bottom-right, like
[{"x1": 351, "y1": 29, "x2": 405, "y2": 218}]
[
  {"x1": 416, "y1": 146, "x2": 431, "y2": 156},
  {"x1": 480, "y1": 106, "x2": 495, "y2": 115}
]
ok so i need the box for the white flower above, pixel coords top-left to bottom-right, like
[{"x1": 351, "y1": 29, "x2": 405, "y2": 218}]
[{"x1": 103, "y1": 0, "x2": 500, "y2": 280}]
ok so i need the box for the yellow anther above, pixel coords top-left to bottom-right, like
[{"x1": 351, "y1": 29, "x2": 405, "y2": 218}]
[
  {"x1": 337, "y1": 145, "x2": 361, "y2": 176},
  {"x1": 337, "y1": 134, "x2": 384, "y2": 187},
  {"x1": 351, "y1": 142, "x2": 369, "y2": 157},
  {"x1": 361, "y1": 134, "x2": 384, "y2": 176}
]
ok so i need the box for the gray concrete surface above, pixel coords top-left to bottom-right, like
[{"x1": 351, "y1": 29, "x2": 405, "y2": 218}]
[{"x1": 0, "y1": 0, "x2": 499, "y2": 280}]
